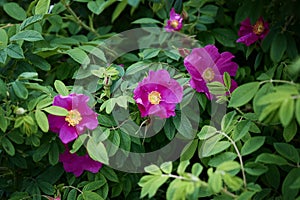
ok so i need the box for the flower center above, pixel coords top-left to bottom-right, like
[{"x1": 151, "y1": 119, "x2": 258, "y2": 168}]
[
  {"x1": 202, "y1": 68, "x2": 215, "y2": 82},
  {"x1": 170, "y1": 20, "x2": 179, "y2": 28},
  {"x1": 65, "y1": 109, "x2": 82, "y2": 126},
  {"x1": 253, "y1": 20, "x2": 264, "y2": 35},
  {"x1": 148, "y1": 91, "x2": 161, "y2": 105}
]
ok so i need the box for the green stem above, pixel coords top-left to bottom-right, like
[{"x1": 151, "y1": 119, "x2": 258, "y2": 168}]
[
  {"x1": 217, "y1": 131, "x2": 247, "y2": 189},
  {"x1": 259, "y1": 79, "x2": 296, "y2": 86},
  {"x1": 61, "y1": 0, "x2": 100, "y2": 38}
]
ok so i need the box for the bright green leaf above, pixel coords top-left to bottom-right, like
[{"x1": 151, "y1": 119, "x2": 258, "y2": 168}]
[
  {"x1": 229, "y1": 82, "x2": 260, "y2": 108},
  {"x1": 132, "y1": 18, "x2": 161, "y2": 24},
  {"x1": 6, "y1": 44, "x2": 24, "y2": 59},
  {"x1": 43, "y1": 106, "x2": 68, "y2": 116},
  {"x1": 66, "y1": 48, "x2": 90, "y2": 65},
  {"x1": 20, "y1": 15, "x2": 44, "y2": 30},
  {"x1": 255, "y1": 153, "x2": 289, "y2": 165},
  {"x1": 82, "y1": 191, "x2": 104, "y2": 200},
  {"x1": 54, "y1": 80, "x2": 69, "y2": 96},
  {"x1": 35, "y1": 110, "x2": 49, "y2": 132},
  {"x1": 12, "y1": 81, "x2": 28, "y2": 99},
  {"x1": 35, "y1": 0, "x2": 51, "y2": 15},
  {"x1": 279, "y1": 98, "x2": 294, "y2": 127},
  {"x1": 241, "y1": 136, "x2": 265, "y2": 156},
  {"x1": 87, "y1": 139, "x2": 109, "y2": 165},
  {"x1": 111, "y1": 0, "x2": 127, "y2": 23}
]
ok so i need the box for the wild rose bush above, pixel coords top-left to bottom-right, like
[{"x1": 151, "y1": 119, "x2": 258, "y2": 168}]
[{"x1": 0, "y1": 0, "x2": 300, "y2": 200}]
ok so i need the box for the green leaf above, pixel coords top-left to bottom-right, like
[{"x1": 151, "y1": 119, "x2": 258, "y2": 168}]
[
  {"x1": 101, "y1": 166, "x2": 119, "y2": 182},
  {"x1": 208, "y1": 152, "x2": 237, "y2": 167},
  {"x1": 139, "y1": 175, "x2": 169, "y2": 198},
  {"x1": 66, "y1": 48, "x2": 90, "y2": 65},
  {"x1": 232, "y1": 120, "x2": 251, "y2": 141},
  {"x1": 3, "y1": 2, "x2": 26, "y2": 21},
  {"x1": 160, "y1": 162, "x2": 172, "y2": 174},
  {"x1": 208, "y1": 170, "x2": 222, "y2": 193},
  {"x1": 241, "y1": 136, "x2": 265, "y2": 156},
  {"x1": 217, "y1": 161, "x2": 240, "y2": 172},
  {"x1": 27, "y1": 54, "x2": 51, "y2": 71},
  {"x1": 0, "y1": 28, "x2": 8, "y2": 49},
  {"x1": 20, "y1": 15, "x2": 44, "y2": 30},
  {"x1": 87, "y1": 139, "x2": 109, "y2": 165},
  {"x1": 295, "y1": 98, "x2": 300, "y2": 125},
  {"x1": 33, "y1": 143, "x2": 50, "y2": 162},
  {"x1": 132, "y1": 18, "x2": 161, "y2": 24},
  {"x1": 177, "y1": 160, "x2": 190, "y2": 175},
  {"x1": 0, "y1": 111, "x2": 8, "y2": 132},
  {"x1": 10, "y1": 30, "x2": 44, "y2": 42},
  {"x1": 67, "y1": 189, "x2": 77, "y2": 200},
  {"x1": 198, "y1": 125, "x2": 217, "y2": 140},
  {"x1": 43, "y1": 106, "x2": 68, "y2": 116},
  {"x1": 244, "y1": 162, "x2": 268, "y2": 176},
  {"x1": 283, "y1": 120, "x2": 297, "y2": 142},
  {"x1": 12, "y1": 81, "x2": 28, "y2": 99},
  {"x1": 1, "y1": 137, "x2": 15, "y2": 156},
  {"x1": 111, "y1": 0, "x2": 127, "y2": 22},
  {"x1": 82, "y1": 191, "x2": 104, "y2": 200},
  {"x1": 213, "y1": 28, "x2": 236, "y2": 47},
  {"x1": 282, "y1": 168, "x2": 300, "y2": 200},
  {"x1": 6, "y1": 44, "x2": 24, "y2": 59},
  {"x1": 35, "y1": 110, "x2": 49, "y2": 132},
  {"x1": 35, "y1": 0, "x2": 50, "y2": 15},
  {"x1": 83, "y1": 180, "x2": 106, "y2": 191},
  {"x1": 274, "y1": 143, "x2": 299, "y2": 163},
  {"x1": 270, "y1": 33, "x2": 287, "y2": 63},
  {"x1": 37, "y1": 180, "x2": 54, "y2": 195},
  {"x1": 48, "y1": 142, "x2": 59, "y2": 165},
  {"x1": 223, "y1": 174, "x2": 243, "y2": 191},
  {"x1": 0, "y1": 49, "x2": 7, "y2": 64},
  {"x1": 279, "y1": 98, "x2": 294, "y2": 127},
  {"x1": 79, "y1": 45, "x2": 107, "y2": 62},
  {"x1": 54, "y1": 80, "x2": 69, "y2": 96},
  {"x1": 229, "y1": 82, "x2": 260, "y2": 108},
  {"x1": 223, "y1": 72, "x2": 231, "y2": 90},
  {"x1": 70, "y1": 134, "x2": 87, "y2": 153},
  {"x1": 142, "y1": 48, "x2": 160, "y2": 59},
  {"x1": 87, "y1": 0, "x2": 105, "y2": 15},
  {"x1": 36, "y1": 98, "x2": 53, "y2": 109},
  {"x1": 191, "y1": 163, "x2": 203, "y2": 176},
  {"x1": 144, "y1": 164, "x2": 161, "y2": 175},
  {"x1": 255, "y1": 153, "x2": 289, "y2": 165}
]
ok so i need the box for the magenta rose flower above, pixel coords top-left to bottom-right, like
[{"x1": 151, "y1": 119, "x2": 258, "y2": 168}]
[
  {"x1": 133, "y1": 70, "x2": 183, "y2": 119},
  {"x1": 48, "y1": 93, "x2": 98, "y2": 144},
  {"x1": 236, "y1": 17, "x2": 269, "y2": 46},
  {"x1": 165, "y1": 8, "x2": 183, "y2": 32},
  {"x1": 184, "y1": 45, "x2": 238, "y2": 100},
  {"x1": 59, "y1": 148, "x2": 102, "y2": 177}
]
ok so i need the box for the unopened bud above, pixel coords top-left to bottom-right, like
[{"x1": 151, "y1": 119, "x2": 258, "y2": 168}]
[{"x1": 15, "y1": 107, "x2": 26, "y2": 115}]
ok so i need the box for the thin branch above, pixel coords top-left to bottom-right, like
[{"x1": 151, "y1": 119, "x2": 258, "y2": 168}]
[{"x1": 217, "y1": 131, "x2": 247, "y2": 189}]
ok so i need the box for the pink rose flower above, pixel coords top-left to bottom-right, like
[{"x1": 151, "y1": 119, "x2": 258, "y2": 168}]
[
  {"x1": 165, "y1": 8, "x2": 183, "y2": 32},
  {"x1": 184, "y1": 45, "x2": 238, "y2": 99},
  {"x1": 236, "y1": 17, "x2": 269, "y2": 46},
  {"x1": 133, "y1": 70, "x2": 183, "y2": 119},
  {"x1": 48, "y1": 93, "x2": 98, "y2": 144}
]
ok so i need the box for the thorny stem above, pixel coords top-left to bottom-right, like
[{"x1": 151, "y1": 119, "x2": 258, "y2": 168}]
[
  {"x1": 0, "y1": 23, "x2": 15, "y2": 29},
  {"x1": 162, "y1": 174, "x2": 237, "y2": 198},
  {"x1": 217, "y1": 130, "x2": 247, "y2": 189}
]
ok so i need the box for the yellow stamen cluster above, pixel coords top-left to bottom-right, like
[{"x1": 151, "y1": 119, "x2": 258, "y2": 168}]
[
  {"x1": 148, "y1": 91, "x2": 161, "y2": 105},
  {"x1": 253, "y1": 20, "x2": 264, "y2": 35},
  {"x1": 202, "y1": 68, "x2": 215, "y2": 82},
  {"x1": 65, "y1": 109, "x2": 82, "y2": 126}
]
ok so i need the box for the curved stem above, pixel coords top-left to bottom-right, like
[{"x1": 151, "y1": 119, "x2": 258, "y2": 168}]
[
  {"x1": 217, "y1": 131, "x2": 247, "y2": 189},
  {"x1": 259, "y1": 79, "x2": 296, "y2": 86}
]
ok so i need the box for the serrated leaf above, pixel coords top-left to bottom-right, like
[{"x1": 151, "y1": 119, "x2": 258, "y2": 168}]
[
  {"x1": 35, "y1": 0, "x2": 51, "y2": 15},
  {"x1": 241, "y1": 136, "x2": 265, "y2": 156},
  {"x1": 35, "y1": 110, "x2": 49, "y2": 132},
  {"x1": 10, "y1": 30, "x2": 44, "y2": 42},
  {"x1": 3, "y1": 2, "x2": 26, "y2": 21},
  {"x1": 229, "y1": 82, "x2": 260, "y2": 108},
  {"x1": 43, "y1": 106, "x2": 68, "y2": 116}
]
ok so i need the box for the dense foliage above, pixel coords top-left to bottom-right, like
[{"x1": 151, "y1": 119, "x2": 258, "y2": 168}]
[{"x1": 0, "y1": 0, "x2": 300, "y2": 199}]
